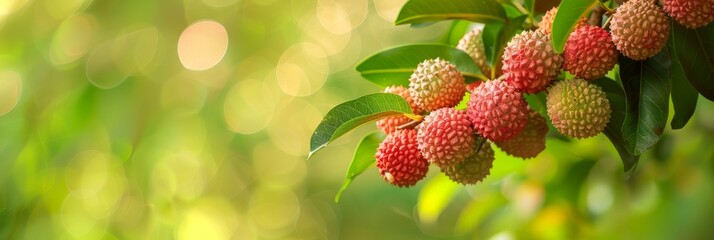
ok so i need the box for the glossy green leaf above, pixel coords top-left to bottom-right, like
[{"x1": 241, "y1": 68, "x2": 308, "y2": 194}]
[
  {"x1": 592, "y1": 77, "x2": 640, "y2": 172},
  {"x1": 395, "y1": 0, "x2": 506, "y2": 25},
  {"x1": 335, "y1": 132, "x2": 384, "y2": 203},
  {"x1": 308, "y1": 93, "x2": 416, "y2": 159},
  {"x1": 551, "y1": 0, "x2": 597, "y2": 53},
  {"x1": 619, "y1": 52, "x2": 672, "y2": 156},
  {"x1": 355, "y1": 44, "x2": 486, "y2": 87},
  {"x1": 668, "y1": 39, "x2": 698, "y2": 130},
  {"x1": 669, "y1": 21, "x2": 714, "y2": 101}
]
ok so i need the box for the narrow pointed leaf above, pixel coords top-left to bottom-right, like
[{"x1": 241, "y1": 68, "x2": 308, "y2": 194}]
[
  {"x1": 669, "y1": 21, "x2": 714, "y2": 101},
  {"x1": 396, "y1": 0, "x2": 506, "y2": 26},
  {"x1": 592, "y1": 77, "x2": 640, "y2": 172},
  {"x1": 483, "y1": 16, "x2": 526, "y2": 78},
  {"x1": 335, "y1": 132, "x2": 384, "y2": 203},
  {"x1": 668, "y1": 39, "x2": 698, "y2": 129},
  {"x1": 551, "y1": 0, "x2": 597, "y2": 53},
  {"x1": 308, "y1": 93, "x2": 415, "y2": 159},
  {"x1": 619, "y1": 52, "x2": 671, "y2": 156},
  {"x1": 356, "y1": 44, "x2": 486, "y2": 87}
]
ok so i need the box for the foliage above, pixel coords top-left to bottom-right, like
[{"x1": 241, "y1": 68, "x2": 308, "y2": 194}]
[{"x1": 309, "y1": 0, "x2": 714, "y2": 205}]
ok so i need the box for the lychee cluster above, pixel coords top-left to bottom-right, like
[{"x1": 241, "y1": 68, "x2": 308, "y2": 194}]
[{"x1": 371, "y1": 0, "x2": 699, "y2": 187}]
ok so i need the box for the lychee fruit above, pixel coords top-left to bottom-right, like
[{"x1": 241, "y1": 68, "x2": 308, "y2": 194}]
[
  {"x1": 375, "y1": 129, "x2": 430, "y2": 187},
  {"x1": 662, "y1": 0, "x2": 714, "y2": 29},
  {"x1": 441, "y1": 138, "x2": 494, "y2": 185},
  {"x1": 563, "y1": 25, "x2": 618, "y2": 80},
  {"x1": 376, "y1": 86, "x2": 422, "y2": 134},
  {"x1": 539, "y1": 7, "x2": 588, "y2": 35},
  {"x1": 546, "y1": 78, "x2": 611, "y2": 139},
  {"x1": 417, "y1": 108, "x2": 476, "y2": 167},
  {"x1": 457, "y1": 28, "x2": 491, "y2": 76},
  {"x1": 467, "y1": 80, "x2": 529, "y2": 141},
  {"x1": 409, "y1": 58, "x2": 466, "y2": 111},
  {"x1": 502, "y1": 30, "x2": 563, "y2": 94},
  {"x1": 610, "y1": 0, "x2": 670, "y2": 60},
  {"x1": 494, "y1": 108, "x2": 548, "y2": 159}
]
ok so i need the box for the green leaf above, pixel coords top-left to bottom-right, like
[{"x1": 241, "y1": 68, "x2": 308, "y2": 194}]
[
  {"x1": 551, "y1": 0, "x2": 597, "y2": 53},
  {"x1": 619, "y1": 52, "x2": 672, "y2": 156},
  {"x1": 669, "y1": 21, "x2": 714, "y2": 101},
  {"x1": 482, "y1": 15, "x2": 526, "y2": 78},
  {"x1": 668, "y1": 39, "x2": 698, "y2": 130},
  {"x1": 308, "y1": 93, "x2": 416, "y2": 159},
  {"x1": 592, "y1": 77, "x2": 640, "y2": 172},
  {"x1": 396, "y1": 0, "x2": 506, "y2": 25},
  {"x1": 417, "y1": 174, "x2": 459, "y2": 224},
  {"x1": 447, "y1": 20, "x2": 476, "y2": 46},
  {"x1": 335, "y1": 132, "x2": 384, "y2": 203},
  {"x1": 355, "y1": 44, "x2": 486, "y2": 87}
]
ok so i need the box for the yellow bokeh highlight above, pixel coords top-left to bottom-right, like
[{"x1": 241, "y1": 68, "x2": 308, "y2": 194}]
[
  {"x1": 0, "y1": 70, "x2": 21, "y2": 116},
  {"x1": 178, "y1": 20, "x2": 229, "y2": 71}
]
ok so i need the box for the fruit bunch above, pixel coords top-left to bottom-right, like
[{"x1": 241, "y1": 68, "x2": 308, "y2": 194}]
[
  {"x1": 371, "y1": 0, "x2": 714, "y2": 187},
  {"x1": 310, "y1": 0, "x2": 714, "y2": 199}
]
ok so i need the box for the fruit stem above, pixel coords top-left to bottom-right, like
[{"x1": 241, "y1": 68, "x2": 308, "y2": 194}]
[
  {"x1": 588, "y1": 6, "x2": 605, "y2": 27},
  {"x1": 397, "y1": 117, "x2": 423, "y2": 130},
  {"x1": 474, "y1": 136, "x2": 487, "y2": 155}
]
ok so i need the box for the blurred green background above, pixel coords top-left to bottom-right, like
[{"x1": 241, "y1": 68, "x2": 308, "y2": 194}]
[{"x1": 1, "y1": 0, "x2": 714, "y2": 239}]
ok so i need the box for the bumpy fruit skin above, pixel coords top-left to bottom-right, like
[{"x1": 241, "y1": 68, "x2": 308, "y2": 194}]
[
  {"x1": 502, "y1": 30, "x2": 563, "y2": 94},
  {"x1": 610, "y1": 0, "x2": 670, "y2": 60},
  {"x1": 546, "y1": 79, "x2": 611, "y2": 139},
  {"x1": 417, "y1": 108, "x2": 475, "y2": 167},
  {"x1": 564, "y1": 26, "x2": 618, "y2": 80},
  {"x1": 662, "y1": 0, "x2": 714, "y2": 29},
  {"x1": 375, "y1": 129, "x2": 430, "y2": 187},
  {"x1": 376, "y1": 86, "x2": 422, "y2": 134},
  {"x1": 442, "y1": 137, "x2": 494, "y2": 185},
  {"x1": 409, "y1": 58, "x2": 466, "y2": 111},
  {"x1": 539, "y1": 7, "x2": 587, "y2": 35},
  {"x1": 467, "y1": 80, "x2": 529, "y2": 141},
  {"x1": 457, "y1": 28, "x2": 491, "y2": 76},
  {"x1": 495, "y1": 108, "x2": 548, "y2": 159}
]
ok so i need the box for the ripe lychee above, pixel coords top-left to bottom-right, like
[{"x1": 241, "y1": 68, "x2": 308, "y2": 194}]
[
  {"x1": 467, "y1": 80, "x2": 529, "y2": 141},
  {"x1": 441, "y1": 138, "x2": 494, "y2": 185},
  {"x1": 375, "y1": 129, "x2": 430, "y2": 187},
  {"x1": 376, "y1": 86, "x2": 422, "y2": 134},
  {"x1": 546, "y1": 78, "x2": 611, "y2": 139},
  {"x1": 502, "y1": 30, "x2": 563, "y2": 94},
  {"x1": 563, "y1": 25, "x2": 618, "y2": 80},
  {"x1": 409, "y1": 58, "x2": 466, "y2": 111},
  {"x1": 417, "y1": 108, "x2": 475, "y2": 167},
  {"x1": 662, "y1": 0, "x2": 714, "y2": 29},
  {"x1": 495, "y1": 108, "x2": 548, "y2": 159},
  {"x1": 610, "y1": 0, "x2": 670, "y2": 60},
  {"x1": 539, "y1": 7, "x2": 588, "y2": 35},
  {"x1": 457, "y1": 28, "x2": 491, "y2": 76}
]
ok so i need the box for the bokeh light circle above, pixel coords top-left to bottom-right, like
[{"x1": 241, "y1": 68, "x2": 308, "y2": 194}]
[
  {"x1": 178, "y1": 20, "x2": 229, "y2": 71},
  {"x1": 0, "y1": 70, "x2": 21, "y2": 116},
  {"x1": 49, "y1": 14, "x2": 97, "y2": 65},
  {"x1": 276, "y1": 42, "x2": 328, "y2": 96}
]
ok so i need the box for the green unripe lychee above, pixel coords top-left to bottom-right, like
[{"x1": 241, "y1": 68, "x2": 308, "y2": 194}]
[{"x1": 546, "y1": 79, "x2": 611, "y2": 139}]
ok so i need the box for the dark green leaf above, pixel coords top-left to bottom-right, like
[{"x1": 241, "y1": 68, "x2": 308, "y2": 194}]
[
  {"x1": 356, "y1": 44, "x2": 486, "y2": 87},
  {"x1": 669, "y1": 21, "x2": 714, "y2": 101},
  {"x1": 524, "y1": 0, "x2": 535, "y2": 16},
  {"x1": 308, "y1": 93, "x2": 416, "y2": 159},
  {"x1": 501, "y1": 2, "x2": 526, "y2": 18},
  {"x1": 592, "y1": 77, "x2": 640, "y2": 172},
  {"x1": 396, "y1": 0, "x2": 506, "y2": 25},
  {"x1": 619, "y1": 52, "x2": 671, "y2": 156},
  {"x1": 668, "y1": 39, "x2": 698, "y2": 130},
  {"x1": 335, "y1": 132, "x2": 384, "y2": 203},
  {"x1": 551, "y1": 0, "x2": 597, "y2": 53}
]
